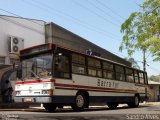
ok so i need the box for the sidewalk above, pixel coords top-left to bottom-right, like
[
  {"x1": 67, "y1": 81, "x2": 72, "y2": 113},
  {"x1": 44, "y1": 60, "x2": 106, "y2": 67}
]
[{"x1": 142, "y1": 101, "x2": 160, "y2": 105}]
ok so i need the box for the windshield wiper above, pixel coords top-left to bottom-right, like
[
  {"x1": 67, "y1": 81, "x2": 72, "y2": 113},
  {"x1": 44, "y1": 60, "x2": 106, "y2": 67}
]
[{"x1": 30, "y1": 70, "x2": 40, "y2": 79}]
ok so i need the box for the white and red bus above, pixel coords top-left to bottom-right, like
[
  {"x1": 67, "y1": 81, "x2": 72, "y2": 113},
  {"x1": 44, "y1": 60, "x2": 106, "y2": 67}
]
[{"x1": 14, "y1": 43, "x2": 148, "y2": 111}]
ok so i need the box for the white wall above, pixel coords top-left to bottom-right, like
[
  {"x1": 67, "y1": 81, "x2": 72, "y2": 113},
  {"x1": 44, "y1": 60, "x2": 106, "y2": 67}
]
[{"x1": 0, "y1": 15, "x2": 45, "y2": 64}]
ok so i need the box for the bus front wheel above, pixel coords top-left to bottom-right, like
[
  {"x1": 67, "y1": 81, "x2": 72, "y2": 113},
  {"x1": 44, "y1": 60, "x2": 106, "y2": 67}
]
[
  {"x1": 43, "y1": 103, "x2": 57, "y2": 112},
  {"x1": 72, "y1": 93, "x2": 86, "y2": 111},
  {"x1": 128, "y1": 95, "x2": 139, "y2": 108}
]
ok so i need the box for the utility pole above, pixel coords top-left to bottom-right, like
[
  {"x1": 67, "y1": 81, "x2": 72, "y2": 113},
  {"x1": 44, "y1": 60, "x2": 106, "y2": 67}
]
[
  {"x1": 143, "y1": 50, "x2": 146, "y2": 72},
  {"x1": 142, "y1": 5, "x2": 146, "y2": 72}
]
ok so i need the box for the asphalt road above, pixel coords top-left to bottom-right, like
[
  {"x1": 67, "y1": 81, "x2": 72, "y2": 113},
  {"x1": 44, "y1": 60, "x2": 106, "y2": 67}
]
[{"x1": 0, "y1": 104, "x2": 160, "y2": 120}]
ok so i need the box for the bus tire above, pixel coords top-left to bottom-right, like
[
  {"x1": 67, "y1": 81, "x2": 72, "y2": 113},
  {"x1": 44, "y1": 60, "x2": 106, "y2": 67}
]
[
  {"x1": 71, "y1": 93, "x2": 86, "y2": 111},
  {"x1": 128, "y1": 95, "x2": 139, "y2": 108},
  {"x1": 107, "y1": 103, "x2": 118, "y2": 109},
  {"x1": 43, "y1": 103, "x2": 57, "y2": 112}
]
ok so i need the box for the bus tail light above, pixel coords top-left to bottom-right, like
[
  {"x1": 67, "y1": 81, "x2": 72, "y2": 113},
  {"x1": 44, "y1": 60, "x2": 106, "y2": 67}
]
[{"x1": 48, "y1": 90, "x2": 53, "y2": 95}]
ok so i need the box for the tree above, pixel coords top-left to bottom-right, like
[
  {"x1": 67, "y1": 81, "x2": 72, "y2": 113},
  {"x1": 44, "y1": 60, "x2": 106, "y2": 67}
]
[
  {"x1": 119, "y1": 0, "x2": 160, "y2": 71},
  {"x1": 124, "y1": 57, "x2": 140, "y2": 69},
  {"x1": 149, "y1": 75, "x2": 160, "y2": 82}
]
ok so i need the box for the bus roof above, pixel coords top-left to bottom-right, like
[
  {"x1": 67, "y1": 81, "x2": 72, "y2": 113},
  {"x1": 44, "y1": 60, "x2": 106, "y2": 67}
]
[
  {"x1": 20, "y1": 43, "x2": 145, "y2": 73},
  {"x1": 55, "y1": 44, "x2": 145, "y2": 73}
]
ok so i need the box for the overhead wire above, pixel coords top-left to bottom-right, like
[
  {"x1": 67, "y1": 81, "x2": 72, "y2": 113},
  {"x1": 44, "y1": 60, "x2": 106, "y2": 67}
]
[
  {"x1": 23, "y1": 0, "x2": 131, "y2": 59},
  {"x1": 95, "y1": 0, "x2": 125, "y2": 20},
  {"x1": 0, "y1": 1, "x2": 159, "y2": 75},
  {"x1": 22, "y1": 0, "x2": 121, "y2": 40},
  {"x1": 72, "y1": 0, "x2": 120, "y2": 27},
  {"x1": 86, "y1": 0, "x2": 122, "y2": 24},
  {"x1": 0, "y1": 1, "x2": 125, "y2": 59},
  {"x1": 31, "y1": 0, "x2": 121, "y2": 39},
  {"x1": 0, "y1": 16, "x2": 44, "y2": 35},
  {"x1": 0, "y1": 8, "x2": 44, "y2": 26}
]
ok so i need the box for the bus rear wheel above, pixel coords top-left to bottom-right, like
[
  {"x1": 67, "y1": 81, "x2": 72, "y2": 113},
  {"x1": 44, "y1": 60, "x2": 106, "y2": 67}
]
[
  {"x1": 128, "y1": 95, "x2": 139, "y2": 108},
  {"x1": 72, "y1": 93, "x2": 86, "y2": 111},
  {"x1": 43, "y1": 103, "x2": 57, "y2": 112},
  {"x1": 107, "y1": 103, "x2": 118, "y2": 109}
]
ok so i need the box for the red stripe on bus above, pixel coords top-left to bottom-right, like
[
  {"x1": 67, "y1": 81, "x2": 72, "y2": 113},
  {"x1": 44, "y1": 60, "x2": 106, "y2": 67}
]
[
  {"x1": 15, "y1": 80, "x2": 137, "y2": 93},
  {"x1": 54, "y1": 83, "x2": 137, "y2": 93},
  {"x1": 16, "y1": 80, "x2": 54, "y2": 84}
]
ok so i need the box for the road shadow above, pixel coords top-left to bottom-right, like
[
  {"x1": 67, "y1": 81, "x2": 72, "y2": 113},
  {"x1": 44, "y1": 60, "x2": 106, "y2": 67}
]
[{"x1": 23, "y1": 105, "x2": 150, "y2": 113}]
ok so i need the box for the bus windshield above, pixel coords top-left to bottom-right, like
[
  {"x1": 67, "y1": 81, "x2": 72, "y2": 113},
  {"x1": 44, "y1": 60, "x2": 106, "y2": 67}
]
[{"x1": 21, "y1": 54, "x2": 52, "y2": 79}]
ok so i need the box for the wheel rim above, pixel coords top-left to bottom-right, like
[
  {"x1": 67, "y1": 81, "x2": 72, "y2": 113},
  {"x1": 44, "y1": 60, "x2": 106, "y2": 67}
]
[
  {"x1": 76, "y1": 94, "x2": 84, "y2": 108},
  {"x1": 135, "y1": 96, "x2": 139, "y2": 105}
]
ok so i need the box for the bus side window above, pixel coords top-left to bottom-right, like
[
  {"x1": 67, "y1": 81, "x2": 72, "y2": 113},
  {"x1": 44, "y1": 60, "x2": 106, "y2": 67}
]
[
  {"x1": 102, "y1": 61, "x2": 114, "y2": 79},
  {"x1": 72, "y1": 54, "x2": 86, "y2": 75},
  {"x1": 87, "y1": 57, "x2": 102, "y2": 77},
  {"x1": 139, "y1": 72, "x2": 144, "y2": 84},
  {"x1": 54, "y1": 54, "x2": 70, "y2": 78},
  {"x1": 126, "y1": 68, "x2": 134, "y2": 83},
  {"x1": 115, "y1": 65, "x2": 125, "y2": 81},
  {"x1": 134, "y1": 70, "x2": 139, "y2": 83}
]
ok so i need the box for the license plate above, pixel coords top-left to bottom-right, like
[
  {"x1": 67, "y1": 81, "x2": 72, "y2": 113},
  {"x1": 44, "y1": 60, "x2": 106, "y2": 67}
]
[{"x1": 24, "y1": 98, "x2": 33, "y2": 102}]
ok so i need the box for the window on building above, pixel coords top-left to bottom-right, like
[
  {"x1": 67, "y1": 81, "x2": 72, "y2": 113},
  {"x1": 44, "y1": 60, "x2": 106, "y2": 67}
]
[
  {"x1": 115, "y1": 65, "x2": 125, "y2": 81},
  {"x1": 0, "y1": 57, "x2": 5, "y2": 64},
  {"x1": 139, "y1": 72, "x2": 144, "y2": 84},
  {"x1": 54, "y1": 53, "x2": 70, "y2": 78},
  {"x1": 126, "y1": 68, "x2": 134, "y2": 82},
  {"x1": 102, "y1": 61, "x2": 114, "y2": 79},
  {"x1": 72, "y1": 54, "x2": 86, "y2": 75}
]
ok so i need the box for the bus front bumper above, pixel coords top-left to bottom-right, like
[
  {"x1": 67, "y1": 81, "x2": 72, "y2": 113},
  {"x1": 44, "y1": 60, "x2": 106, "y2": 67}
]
[{"x1": 14, "y1": 96, "x2": 52, "y2": 103}]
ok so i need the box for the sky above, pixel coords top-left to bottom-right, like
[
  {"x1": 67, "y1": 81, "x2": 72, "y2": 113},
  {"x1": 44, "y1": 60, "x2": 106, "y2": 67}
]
[{"x1": 0, "y1": 0, "x2": 159, "y2": 76}]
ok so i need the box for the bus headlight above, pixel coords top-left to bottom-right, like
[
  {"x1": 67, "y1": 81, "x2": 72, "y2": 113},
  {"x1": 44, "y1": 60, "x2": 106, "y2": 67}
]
[
  {"x1": 42, "y1": 90, "x2": 48, "y2": 94},
  {"x1": 16, "y1": 91, "x2": 21, "y2": 95}
]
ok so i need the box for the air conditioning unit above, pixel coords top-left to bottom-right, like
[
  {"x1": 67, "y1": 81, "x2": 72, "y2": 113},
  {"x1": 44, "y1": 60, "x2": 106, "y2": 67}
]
[{"x1": 9, "y1": 36, "x2": 24, "y2": 53}]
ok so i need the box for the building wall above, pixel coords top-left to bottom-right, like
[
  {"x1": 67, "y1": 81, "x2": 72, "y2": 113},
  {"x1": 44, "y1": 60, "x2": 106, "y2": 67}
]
[
  {"x1": 45, "y1": 23, "x2": 131, "y2": 66},
  {"x1": 0, "y1": 15, "x2": 46, "y2": 103},
  {"x1": 148, "y1": 85, "x2": 160, "y2": 102},
  {"x1": 0, "y1": 15, "x2": 45, "y2": 64}
]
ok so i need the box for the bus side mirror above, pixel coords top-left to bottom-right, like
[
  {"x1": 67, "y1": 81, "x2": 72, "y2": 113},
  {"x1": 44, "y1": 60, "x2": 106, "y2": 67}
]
[{"x1": 16, "y1": 69, "x2": 22, "y2": 79}]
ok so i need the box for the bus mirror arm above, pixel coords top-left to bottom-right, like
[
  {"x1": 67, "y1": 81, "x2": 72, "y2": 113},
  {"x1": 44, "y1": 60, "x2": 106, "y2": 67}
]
[{"x1": 16, "y1": 68, "x2": 22, "y2": 80}]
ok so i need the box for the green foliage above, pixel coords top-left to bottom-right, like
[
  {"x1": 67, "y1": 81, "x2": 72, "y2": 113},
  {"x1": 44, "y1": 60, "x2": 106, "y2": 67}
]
[
  {"x1": 120, "y1": 0, "x2": 160, "y2": 60},
  {"x1": 124, "y1": 57, "x2": 140, "y2": 69},
  {"x1": 149, "y1": 75, "x2": 160, "y2": 82}
]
